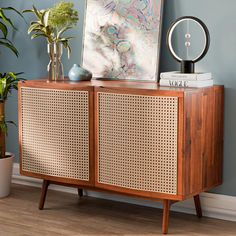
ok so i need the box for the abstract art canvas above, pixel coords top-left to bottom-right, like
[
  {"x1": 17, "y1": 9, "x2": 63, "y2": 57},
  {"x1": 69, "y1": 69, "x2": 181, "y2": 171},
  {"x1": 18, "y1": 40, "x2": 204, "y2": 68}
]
[{"x1": 82, "y1": 0, "x2": 163, "y2": 81}]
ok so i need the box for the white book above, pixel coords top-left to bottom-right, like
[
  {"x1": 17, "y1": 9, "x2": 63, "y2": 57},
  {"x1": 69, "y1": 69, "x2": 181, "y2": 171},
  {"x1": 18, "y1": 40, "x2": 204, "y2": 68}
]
[
  {"x1": 160, "y1": 79, "x2": 214, "y2": 88},
  {"x1": 160, "y1": 71, "x2": 212, "y2": 81}
]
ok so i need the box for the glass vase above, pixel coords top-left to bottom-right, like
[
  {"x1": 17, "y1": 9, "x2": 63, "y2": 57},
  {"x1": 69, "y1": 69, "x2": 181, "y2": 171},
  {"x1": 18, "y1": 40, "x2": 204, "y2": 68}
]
[{"x1": 47, "y1": 42, "x2": 64, "y2": 81}]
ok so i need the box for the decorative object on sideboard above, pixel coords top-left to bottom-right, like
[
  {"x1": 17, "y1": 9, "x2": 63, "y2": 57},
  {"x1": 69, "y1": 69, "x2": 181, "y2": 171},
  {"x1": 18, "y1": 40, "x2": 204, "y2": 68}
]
[
  {"x1": 68, "y1": 64, "x2": 92, "y2": 81},
  {"x1": 23, "y1": 2, "x2": 79, "y2": 81},
  {"x1": 160, "y1": 72, "x2": 213, "y2": 88},
  {"x1": 167, "y1": 16, "x2": 210, "y2": 74},
  {"x1": 47, "y1": 42, "x2": 64, "y2": 81},
  {"x1": 0, "y1": 6, "x2": 24, "y2": 198},
  {"x1": 160, "y1": 16, "x2": 212, "y2": 88},
  {"x1": 82, "y1": 0, "x2": 164, "y2": 81}
]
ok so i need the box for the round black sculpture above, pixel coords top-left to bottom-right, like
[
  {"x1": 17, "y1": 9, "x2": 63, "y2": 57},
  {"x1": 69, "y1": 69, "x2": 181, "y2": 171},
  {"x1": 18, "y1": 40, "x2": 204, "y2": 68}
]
[{"x1": 167, "y1": 16, "x2": 210, "y2": 73}]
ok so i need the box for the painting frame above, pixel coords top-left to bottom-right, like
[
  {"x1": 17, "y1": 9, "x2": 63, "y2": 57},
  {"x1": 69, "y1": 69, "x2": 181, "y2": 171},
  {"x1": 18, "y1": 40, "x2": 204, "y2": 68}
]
[{"x1": 81, "y1": 0, "x2": 164, "y2": 82}]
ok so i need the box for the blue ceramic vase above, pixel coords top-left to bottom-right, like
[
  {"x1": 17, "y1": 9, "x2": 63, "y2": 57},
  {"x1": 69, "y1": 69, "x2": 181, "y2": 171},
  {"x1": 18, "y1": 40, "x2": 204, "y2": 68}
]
[{"x1": 68, "y1": 64, "x2": 92, "y2": 81}]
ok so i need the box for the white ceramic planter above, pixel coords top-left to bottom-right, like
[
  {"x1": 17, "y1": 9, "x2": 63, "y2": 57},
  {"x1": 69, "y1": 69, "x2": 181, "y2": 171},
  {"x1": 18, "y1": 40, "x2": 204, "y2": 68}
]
[{"x1": 0, "y1": 153, "x2": 14, "y2": 198}]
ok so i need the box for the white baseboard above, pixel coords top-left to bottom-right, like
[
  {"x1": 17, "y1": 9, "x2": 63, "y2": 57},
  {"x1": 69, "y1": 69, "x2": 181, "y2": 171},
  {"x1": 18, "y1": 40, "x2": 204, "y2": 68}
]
[{"x1": 12, "y1": 163, "x2": 236, "y2": 222}]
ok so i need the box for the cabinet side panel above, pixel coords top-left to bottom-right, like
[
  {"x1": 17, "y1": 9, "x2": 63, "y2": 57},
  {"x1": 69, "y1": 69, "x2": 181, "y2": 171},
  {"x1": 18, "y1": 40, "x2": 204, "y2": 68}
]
[
  {"x1": 184, "y1": 86, "x2": 224, "y2": 197},
  {"x1": 184, "y1": 92, "x2": 204, "y2": 196},
  {"x1": 177, "y1": 97, "x2": 184, "y2": 197},
  {"x1": 20, "y1": 87, "x2": 91, "y2": 184},
  {"x1": 212, "y1": 86, "x2": 224, "y2": 185},
  {"x1": 201, "y1": 89, "x2": 214, "y2": 189}
]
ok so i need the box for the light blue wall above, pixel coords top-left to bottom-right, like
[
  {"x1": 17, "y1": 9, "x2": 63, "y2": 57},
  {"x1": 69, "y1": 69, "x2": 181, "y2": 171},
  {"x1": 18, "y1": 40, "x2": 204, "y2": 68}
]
[{"x1": 0, "y1": 0, "x2": 235, "y2": 196}]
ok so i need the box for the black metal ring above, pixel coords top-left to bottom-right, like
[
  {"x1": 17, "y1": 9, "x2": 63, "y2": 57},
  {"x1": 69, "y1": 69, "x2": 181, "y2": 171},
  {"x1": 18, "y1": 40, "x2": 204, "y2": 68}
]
[{"x1": 166, "y1": 16, "x2": 210, "y2": 63}]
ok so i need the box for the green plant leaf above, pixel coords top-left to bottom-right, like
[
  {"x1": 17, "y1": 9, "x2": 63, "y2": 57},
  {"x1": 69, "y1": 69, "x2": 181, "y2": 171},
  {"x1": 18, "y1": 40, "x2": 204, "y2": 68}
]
[
  {"x1": 0, "y1": 39, "x2": 18, "y2": 57},
  {"x1": 30, "y1": 21, "x2": 42, "y2": 25},
  {"x1": 0, "y1": 9, "x2": 16, "y2": 30},
  {"x1": 15, "y1": 72, "x2": 24, "y2": 77},
  {"x1": 0, "y1": 77, "x2": 7, "y2": 100},
  {"x1": 0, "y1": 122, "x2": 7, "y2": 135},
  {"x1": 31, "y1": 33, "x2": 46, "y2": 39},
  {"x1": 0, "y1": 72, "x2": 24, "y2": 101},
  {"x1": 1, "y1": 7, "x2": 24, "y2": 18},
  {"x1": 0, "y1": 6, "x2": 26, "y2": 55},
  {"x1": 0, "y1": 22, "x2": 7, "y2": 38},
  {"x1": 32, "y1": 5, "x2": 42, "y2": 20},
  {"x1": 0, "y1": 80, "x2": 4, "y2": 99},
  {"x1": 61, "y1": 40, "x2": 72, "y2": 58},
  {"x1": 7, "y1": 72, "x2": 16, "y2": 80},
  {"x1": 42, "y1": 10, "x2": 50, "y2": 27},
  {"x1": 58, "y1": 36, "x2": 74, "y2": 41},
  {"x1": 6, "y1": 120, "x2": 16, "y2": 127},
  {"x1": 67, "y1": 44, "x2": 72, "y2": 58},
  {"x1": 57, "y1": 26, "x2": 72, "y2": 39},
  {"x1": 22, "y1": 9, "x2": 34, "y2": 14},
  {"x1": 28, "y1": 22, "x2": 43, "y2": 34}
]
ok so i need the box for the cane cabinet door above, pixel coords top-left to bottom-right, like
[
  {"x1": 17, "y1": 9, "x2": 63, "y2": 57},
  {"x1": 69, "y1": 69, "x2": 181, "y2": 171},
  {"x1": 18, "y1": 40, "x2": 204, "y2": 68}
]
[
  {"x1": 19, "y1": 85, "x2": 94, "y2": 186},
  {"x1": 95, "y1": 88, "x2": 183, "y2": 200}
]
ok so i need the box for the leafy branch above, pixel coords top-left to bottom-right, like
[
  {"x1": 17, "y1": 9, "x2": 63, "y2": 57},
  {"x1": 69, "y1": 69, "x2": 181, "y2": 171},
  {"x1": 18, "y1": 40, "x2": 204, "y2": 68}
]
[
  {"x1": 24, "y1": 2, "x2": 79, "y2": 58},
  {"x1": 0, "y1": 72, "x2": 24, "y2": 135},
  {"x1": 0, "y1": 72, "x2": 24, "y2": 102},
  {"x1": 0, "y1": 7, "x2": 24, "y2": 57}
]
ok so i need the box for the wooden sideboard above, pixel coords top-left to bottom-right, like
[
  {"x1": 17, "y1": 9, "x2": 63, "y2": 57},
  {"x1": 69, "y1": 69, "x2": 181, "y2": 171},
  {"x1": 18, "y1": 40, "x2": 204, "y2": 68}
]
[{"x1": 18, "y1": 80, "x2": 224, "y2": 234}]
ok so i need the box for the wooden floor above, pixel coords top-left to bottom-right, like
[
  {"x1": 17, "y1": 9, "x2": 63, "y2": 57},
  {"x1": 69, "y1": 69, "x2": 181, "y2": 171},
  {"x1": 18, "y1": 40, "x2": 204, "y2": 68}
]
[{"x1": 0, "y1": 184, "x2": 236, "y2": 236}]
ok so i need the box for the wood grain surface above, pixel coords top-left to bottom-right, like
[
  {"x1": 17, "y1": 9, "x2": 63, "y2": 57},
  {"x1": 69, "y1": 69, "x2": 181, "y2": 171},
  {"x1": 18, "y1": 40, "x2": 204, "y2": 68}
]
[{"x1": 0, "y1": 184, "x2": 235, "y2": 236}]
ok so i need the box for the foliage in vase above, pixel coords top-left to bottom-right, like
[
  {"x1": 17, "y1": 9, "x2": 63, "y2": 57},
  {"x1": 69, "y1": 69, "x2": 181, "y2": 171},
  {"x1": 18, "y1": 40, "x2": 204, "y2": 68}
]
[
  {"x1": 0, "y1": 7, "x2": 24, "y2": 159},
  {"x1": 24, "y1": 1, "x2": 79, "y2": 57}
]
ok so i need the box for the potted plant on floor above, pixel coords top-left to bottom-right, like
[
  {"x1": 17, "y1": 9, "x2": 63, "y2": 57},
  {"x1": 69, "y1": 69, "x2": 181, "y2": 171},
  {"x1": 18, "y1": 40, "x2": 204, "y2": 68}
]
[{"x1": 0, "y1": 6, "x2": 23, "y2": 198}]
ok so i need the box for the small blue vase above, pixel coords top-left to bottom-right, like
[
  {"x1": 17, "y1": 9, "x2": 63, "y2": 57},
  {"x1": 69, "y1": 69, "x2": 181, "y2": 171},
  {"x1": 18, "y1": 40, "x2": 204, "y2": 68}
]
[{"x1": 68, "y1": 64, "x2": 92, "y2": 81}]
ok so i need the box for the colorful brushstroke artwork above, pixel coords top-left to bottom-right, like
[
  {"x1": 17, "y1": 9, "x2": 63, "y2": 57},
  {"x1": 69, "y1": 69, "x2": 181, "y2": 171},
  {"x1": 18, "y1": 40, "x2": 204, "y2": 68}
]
[{"x1": 82, "y1": 0, "x2": 163, "y2": 81}]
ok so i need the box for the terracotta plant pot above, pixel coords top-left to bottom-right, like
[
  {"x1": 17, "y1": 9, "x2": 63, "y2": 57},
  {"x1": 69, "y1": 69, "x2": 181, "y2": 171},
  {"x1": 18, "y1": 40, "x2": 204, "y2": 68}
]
[{"x1": 0, "y1": 153, "x2": 14, "y2": 198}]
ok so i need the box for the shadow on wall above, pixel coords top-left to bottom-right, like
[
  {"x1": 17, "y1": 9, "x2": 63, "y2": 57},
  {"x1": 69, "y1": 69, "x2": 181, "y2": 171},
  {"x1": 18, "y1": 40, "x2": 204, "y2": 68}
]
[{"x1": 160, "y1": 0, "x2": 179, "y2": 74}]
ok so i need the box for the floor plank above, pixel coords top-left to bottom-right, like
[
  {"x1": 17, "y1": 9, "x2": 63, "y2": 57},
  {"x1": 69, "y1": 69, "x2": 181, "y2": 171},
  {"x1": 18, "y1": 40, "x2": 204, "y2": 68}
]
[{"x1": 0, "y1": 184, "x2": 235, "y2": 235}]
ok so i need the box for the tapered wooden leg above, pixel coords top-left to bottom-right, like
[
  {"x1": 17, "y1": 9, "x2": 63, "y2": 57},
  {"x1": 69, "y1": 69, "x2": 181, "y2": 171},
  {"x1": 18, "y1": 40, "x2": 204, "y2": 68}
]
[
  {"x1": 162, "y1": 200, "x2": 170, "y2": 234},
  {"x1": 78, "y1": 188, "x2": 83, "y2": 197},
  {"x1": 194, "y1": 195, "x2": 202, "y2": 218},
  {"x1": 39, "y1": 180, "x2": 50, "y2": 210}
]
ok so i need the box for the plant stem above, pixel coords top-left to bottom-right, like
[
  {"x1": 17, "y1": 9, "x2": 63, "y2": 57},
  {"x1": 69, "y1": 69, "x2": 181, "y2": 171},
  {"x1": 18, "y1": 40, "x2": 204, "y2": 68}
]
[{"x1": 0, "y1": 102, "x2": 5, "y2": 158}]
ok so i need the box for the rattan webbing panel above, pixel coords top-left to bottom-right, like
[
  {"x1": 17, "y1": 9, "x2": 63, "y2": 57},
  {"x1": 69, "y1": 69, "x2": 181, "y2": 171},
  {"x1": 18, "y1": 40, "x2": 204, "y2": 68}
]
[
  {"x1": 98, "y1": 93, "x2": 178, "y2": 195},
  {"x1": 21, "y1": 88, "x2": 89, "y2": 181}
]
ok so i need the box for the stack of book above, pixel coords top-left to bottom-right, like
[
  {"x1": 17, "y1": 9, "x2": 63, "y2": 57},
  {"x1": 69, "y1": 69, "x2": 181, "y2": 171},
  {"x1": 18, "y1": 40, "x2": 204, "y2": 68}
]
[{"x1": 160, "y1": 72, "x2": 213, "y2": 88}]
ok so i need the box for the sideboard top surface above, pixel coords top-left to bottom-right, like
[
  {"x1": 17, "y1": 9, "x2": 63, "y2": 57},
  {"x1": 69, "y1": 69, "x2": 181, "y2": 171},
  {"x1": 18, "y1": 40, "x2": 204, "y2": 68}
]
[{"x1": 19, "y1": 79, "x2": 223, "y2": 96}]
